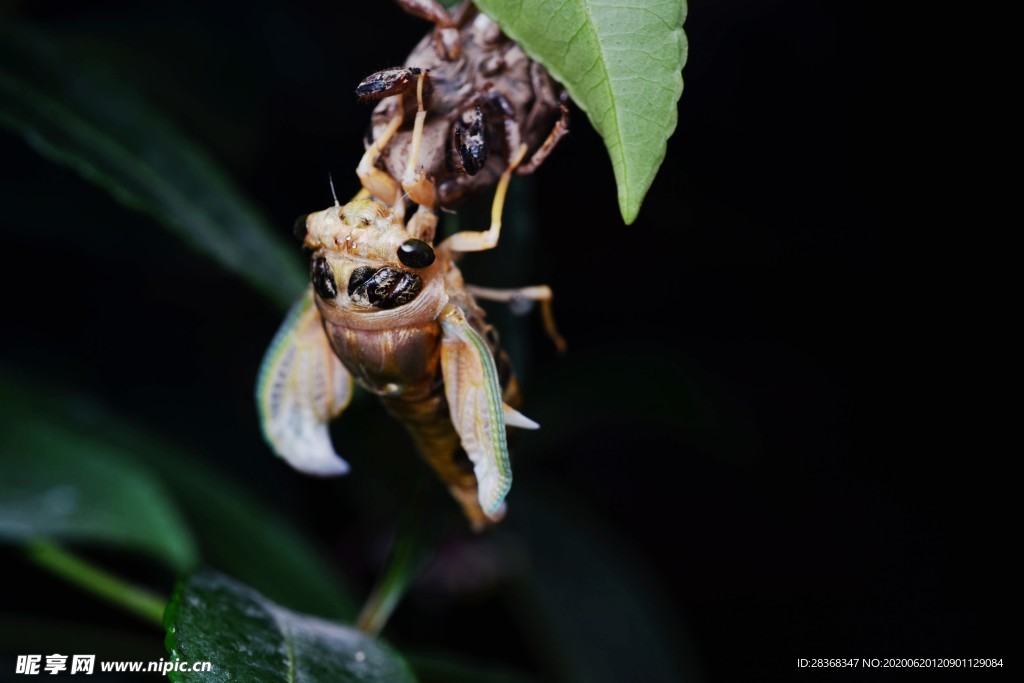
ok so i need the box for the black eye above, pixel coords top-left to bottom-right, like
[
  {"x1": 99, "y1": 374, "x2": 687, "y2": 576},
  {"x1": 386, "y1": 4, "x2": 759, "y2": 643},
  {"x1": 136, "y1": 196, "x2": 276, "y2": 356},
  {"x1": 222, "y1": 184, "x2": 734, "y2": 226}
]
[
  {"x1": 397, "y1": 239, "x2": 435, "y2": 268},
  {"x1": 312, "y1": 257, "x2": 338, "y2": 299},
  {"x1": 293, "y1": 214, "x2": 309, "y2": 241},
  {"x1": 347, "y1": 266, "x2": 376, "y2": 296}
]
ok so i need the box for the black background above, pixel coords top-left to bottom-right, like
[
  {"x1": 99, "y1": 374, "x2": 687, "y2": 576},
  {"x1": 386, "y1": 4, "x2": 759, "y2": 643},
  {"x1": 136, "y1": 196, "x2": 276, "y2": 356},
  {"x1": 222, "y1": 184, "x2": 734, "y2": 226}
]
[{"x1": 0, "y1": 0, "x2": 1006, "y2": 681}]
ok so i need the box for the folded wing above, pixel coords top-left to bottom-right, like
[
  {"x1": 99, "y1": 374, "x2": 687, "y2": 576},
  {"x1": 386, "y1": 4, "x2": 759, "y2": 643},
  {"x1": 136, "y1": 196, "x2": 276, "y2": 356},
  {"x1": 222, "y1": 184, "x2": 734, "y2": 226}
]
[
  {"x1": 256, "y1": 287, "x2": 353, "y2": 475},
  {"x1": 440, "y1": 305, "x2": 529, "y2": 517}
]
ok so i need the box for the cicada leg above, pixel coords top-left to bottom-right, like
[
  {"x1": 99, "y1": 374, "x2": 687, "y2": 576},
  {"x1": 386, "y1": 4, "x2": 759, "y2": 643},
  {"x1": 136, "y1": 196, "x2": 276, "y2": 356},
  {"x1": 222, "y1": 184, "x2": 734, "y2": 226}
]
[
  {"x1": 516, "y1": 102, "x2": 570, "y2": 176},
  {"x1": 356, "y1": 96, "x2": 405, "y2": 213},
  {"x1": 356, "y1": 67, "x2": 439, "y2": 214},
  {"x1": 406, "y1": 203, "x2": 439, "y2": 243},
  {"x1": 400, "y1": 69, "x2": 439, "y2": 210},
  {"x1": 465, "y1": 284, "x2": 567, "y2": 354},
  {"x1": 439, "y1": 142, "x2": 528, "y2": 254}
]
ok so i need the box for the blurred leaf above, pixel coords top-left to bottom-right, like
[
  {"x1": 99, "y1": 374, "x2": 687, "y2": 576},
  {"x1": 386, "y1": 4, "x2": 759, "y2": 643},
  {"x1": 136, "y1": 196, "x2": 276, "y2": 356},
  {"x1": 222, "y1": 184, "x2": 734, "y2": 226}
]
[
  {"x1": 474, "y1": 0, "x2": 688, "y2": 223},
  {"x1": 502, "y1": 489, "x2": 703, "y2": 683},
  {"x1": 0, "y1": 23, "x2": 305, "y2": 308},
  {"x1": 0, "y1": 423, "x2": 197, "y2": 573},
  {"x1": 0, "y1": 370, "x2": 357, "y2": 620},
  {"x1": 165, "y1": 569, "x2": 417, "y2": 683}
]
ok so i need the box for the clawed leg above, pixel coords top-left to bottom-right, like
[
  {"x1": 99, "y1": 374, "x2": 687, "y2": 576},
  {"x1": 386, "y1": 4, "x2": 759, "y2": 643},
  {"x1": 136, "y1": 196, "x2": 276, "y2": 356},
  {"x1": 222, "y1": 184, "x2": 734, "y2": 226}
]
[
  {"x1": 356, "y1": 89, "x2": 406, "y2": 212},
  {"x1": 440, "y1": 142, "x2": 528, "y2": 254},
  {"x1": 466, "y1": 284, "x2": 567, "y2": 354},
  {"x1": 400, "y1": 70, "x2": 438, "y2": 209},
  {"x1": 517, "y1": 103, "x2": 570, "y2": 175},
  {"x1": 356, "y1": 67, "x2": 438, "y2": 214}
]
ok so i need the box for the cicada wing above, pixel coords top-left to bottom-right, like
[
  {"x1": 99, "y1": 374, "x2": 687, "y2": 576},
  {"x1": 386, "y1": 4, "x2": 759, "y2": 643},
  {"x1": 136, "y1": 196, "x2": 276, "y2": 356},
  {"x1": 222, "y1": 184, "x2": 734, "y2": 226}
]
[
  {"x1": 503, "y1": 403, "x2": 539, "y2": 429},
  {"x1": 439, "y1": 305, "x2": 517, "y2": 517},
  {"x1": 256, "y1": 286, "x2": 353, "y2": 475}
]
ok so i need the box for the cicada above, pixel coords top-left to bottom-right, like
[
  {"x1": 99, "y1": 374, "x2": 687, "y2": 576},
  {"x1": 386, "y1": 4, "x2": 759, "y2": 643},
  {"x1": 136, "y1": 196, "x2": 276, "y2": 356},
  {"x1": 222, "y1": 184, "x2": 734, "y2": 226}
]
[{"x1": 256, "y1": 161, "x2": 561, "y2": 528}]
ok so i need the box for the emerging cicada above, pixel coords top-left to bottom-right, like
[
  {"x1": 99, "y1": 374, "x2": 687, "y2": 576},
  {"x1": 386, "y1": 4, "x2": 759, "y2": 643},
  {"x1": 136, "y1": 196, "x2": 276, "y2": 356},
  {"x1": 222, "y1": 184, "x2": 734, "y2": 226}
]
[
  {"x1": 257, "y1": 167, "x2": 560, "y2": 527},
  {"x1": 258, "y1": 0, "x2": 566, "y2": 528}
]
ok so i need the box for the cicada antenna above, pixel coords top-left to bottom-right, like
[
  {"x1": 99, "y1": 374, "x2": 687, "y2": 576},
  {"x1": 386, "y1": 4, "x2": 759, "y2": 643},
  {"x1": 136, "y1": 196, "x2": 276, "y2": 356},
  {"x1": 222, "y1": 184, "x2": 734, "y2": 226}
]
[{"x1": 328, "y1": 172, "x2": 340, "y2": 207}]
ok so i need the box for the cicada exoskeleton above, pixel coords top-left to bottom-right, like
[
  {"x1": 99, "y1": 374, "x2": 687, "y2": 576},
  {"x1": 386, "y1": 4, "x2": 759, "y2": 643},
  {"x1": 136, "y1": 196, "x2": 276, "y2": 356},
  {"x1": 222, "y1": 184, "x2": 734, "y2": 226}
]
[{"x1": 354, "y1": 0, "x2": 569, "y2": 215}]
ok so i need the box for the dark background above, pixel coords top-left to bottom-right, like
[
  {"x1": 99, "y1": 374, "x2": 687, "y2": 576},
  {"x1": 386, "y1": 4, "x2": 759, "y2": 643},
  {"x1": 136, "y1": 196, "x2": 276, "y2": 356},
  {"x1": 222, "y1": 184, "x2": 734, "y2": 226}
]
[{"x1": 0, "y1": 0, "x2": 1005, "y2": 681}]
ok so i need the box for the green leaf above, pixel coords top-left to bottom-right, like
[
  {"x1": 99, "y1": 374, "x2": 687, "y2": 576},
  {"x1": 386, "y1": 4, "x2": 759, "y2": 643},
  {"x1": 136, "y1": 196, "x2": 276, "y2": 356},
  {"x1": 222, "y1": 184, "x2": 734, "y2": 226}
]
[
  {"x1": 0, "y1": 369, "x2": 358, "y2": 620},
  {"x1": 473, "y1": 0, "x2": 688, "y2": 223},
  {"x1": 0, "y1": 23, "x2": 305, "y2": 308},
  {"x1": 0, "y1": 421, "x2": 198, "y2": 572},
  {"x1": 165, "y1": 569, "x2": 418, "y2": 683}
]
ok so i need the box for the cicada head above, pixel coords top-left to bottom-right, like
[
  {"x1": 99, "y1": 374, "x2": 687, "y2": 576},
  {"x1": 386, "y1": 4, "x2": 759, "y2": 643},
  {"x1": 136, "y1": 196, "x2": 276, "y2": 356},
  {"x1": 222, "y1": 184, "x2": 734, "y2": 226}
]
[{"x1": 300, "y1": 199, "x2": 448, "y2": 327}]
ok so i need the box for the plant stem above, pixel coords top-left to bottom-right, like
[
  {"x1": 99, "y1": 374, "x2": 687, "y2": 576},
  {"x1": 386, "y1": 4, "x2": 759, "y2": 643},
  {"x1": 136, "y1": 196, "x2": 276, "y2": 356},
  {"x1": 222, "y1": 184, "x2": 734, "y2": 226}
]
[
  {"x1": 27, "y1": 540, "x2": 166, "y2": 626},
  {"x1": 356, "y1": 484, "x2": 437, "y2": 635},
  {"x1": 356, "y1": 544, "x2": 413, "y2": 635}
]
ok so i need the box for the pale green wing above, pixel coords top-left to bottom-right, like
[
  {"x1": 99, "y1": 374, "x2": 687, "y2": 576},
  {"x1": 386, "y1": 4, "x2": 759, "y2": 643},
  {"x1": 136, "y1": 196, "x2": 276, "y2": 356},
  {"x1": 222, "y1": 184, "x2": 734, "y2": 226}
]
[
  {"x1": 256, "y1": 286, "x2": 353, "y2": 475},
  {"x1": 439, "y1": 305, "x2": 516, "y2": 517}
]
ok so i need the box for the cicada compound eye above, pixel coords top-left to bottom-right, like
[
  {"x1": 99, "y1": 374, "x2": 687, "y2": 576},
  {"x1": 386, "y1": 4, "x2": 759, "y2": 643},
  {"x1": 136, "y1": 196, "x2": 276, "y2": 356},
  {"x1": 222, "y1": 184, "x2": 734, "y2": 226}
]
[
  {"x1": 397, "y1": 239, "x2": 435, "y2": 269},
  {"x1": 312, "y1": 256, "x2": 338, "y2": 299},
  {"x1": 292, "y1": 214, "x2": 309, "y2": 241}
]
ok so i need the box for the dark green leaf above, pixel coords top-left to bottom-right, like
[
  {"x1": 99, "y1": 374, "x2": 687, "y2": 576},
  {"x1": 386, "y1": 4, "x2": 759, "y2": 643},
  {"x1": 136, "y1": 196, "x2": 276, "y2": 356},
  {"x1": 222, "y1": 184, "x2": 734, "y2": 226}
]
[
  {"x1": 0, "y1": 23, "x2": 305, "y2": 308},
  {"x1": 165, "y1": 569, "x2": 417, "y2": 683},
  {"x1": 0, "y1": 422, "x2": 197, "y2": 572},
  {"x1": 0, "y1": 370, "x2": 358, "y2": 620},
  {"x1": 473, "y1": 0, "x2": 688, "y2": 223}
]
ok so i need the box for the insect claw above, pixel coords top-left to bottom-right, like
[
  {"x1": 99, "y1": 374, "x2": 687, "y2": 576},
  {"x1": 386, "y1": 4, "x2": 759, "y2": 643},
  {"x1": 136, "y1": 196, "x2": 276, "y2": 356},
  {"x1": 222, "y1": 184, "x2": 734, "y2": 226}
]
[{"x1": 355, "y1": 67, "x2": 424, "y2": 101}]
